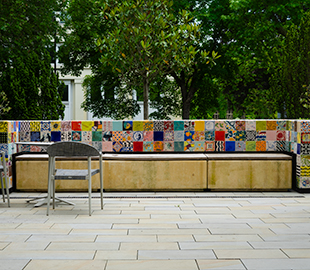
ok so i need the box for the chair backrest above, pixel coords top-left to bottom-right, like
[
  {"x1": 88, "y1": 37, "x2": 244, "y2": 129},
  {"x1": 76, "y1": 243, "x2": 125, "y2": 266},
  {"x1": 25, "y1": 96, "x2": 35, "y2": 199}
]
[{"x1": 47, "y1": 142, "x2": 100, "y2": 157}]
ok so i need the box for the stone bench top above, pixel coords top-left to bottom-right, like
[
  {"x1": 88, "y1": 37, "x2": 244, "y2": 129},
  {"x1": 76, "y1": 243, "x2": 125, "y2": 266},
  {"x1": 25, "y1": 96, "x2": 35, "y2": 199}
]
[{"x1": 15, "y1": 153, "x2": 292, "y2": 161}]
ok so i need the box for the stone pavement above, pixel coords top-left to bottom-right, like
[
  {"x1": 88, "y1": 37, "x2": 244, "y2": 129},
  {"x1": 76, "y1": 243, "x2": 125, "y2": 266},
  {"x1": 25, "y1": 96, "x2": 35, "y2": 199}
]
[{"x1": 1, "y1": 191, "x2": 310, "y2": 270}]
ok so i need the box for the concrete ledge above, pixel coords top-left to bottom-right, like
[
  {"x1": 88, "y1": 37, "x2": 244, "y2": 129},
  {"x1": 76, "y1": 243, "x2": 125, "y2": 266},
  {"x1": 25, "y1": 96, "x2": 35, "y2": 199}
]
[{"x1": 14, "y1": 153, "x2": 293, "y2": 192}]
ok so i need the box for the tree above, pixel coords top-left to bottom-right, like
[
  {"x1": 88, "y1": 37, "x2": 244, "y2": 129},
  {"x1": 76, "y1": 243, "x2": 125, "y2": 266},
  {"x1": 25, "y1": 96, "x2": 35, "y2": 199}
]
[
  {"x1": 97, "y1": 0, "x2": 214, "y2": 120},
  {"x1": 60, "y1": 0, "x2": 140, "y2": 119},
  {"x1": 191, "y1": 0, "x2": 310, "y2": 118},
  {"x1": 0, "y1": 0, "x2": 65, "y2": 120},
  {"x1": 271, "y1": 11, "x2": 310, "y2": 118}
]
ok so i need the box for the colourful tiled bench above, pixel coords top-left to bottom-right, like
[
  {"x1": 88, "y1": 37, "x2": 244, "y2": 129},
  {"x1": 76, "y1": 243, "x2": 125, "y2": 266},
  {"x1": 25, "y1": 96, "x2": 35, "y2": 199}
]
[{"x1": 0, "y1": 119, "x2": 309, "y2": 192}]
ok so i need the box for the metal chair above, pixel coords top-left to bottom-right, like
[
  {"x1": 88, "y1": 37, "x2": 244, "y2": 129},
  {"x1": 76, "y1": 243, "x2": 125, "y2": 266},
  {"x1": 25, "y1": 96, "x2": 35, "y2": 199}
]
[
  {"x1": 0, "y1": 151, "x2": 10, "y2": 207},
  {"x1": 46, "y1": 142, "x2": 103, "y2": 216}
]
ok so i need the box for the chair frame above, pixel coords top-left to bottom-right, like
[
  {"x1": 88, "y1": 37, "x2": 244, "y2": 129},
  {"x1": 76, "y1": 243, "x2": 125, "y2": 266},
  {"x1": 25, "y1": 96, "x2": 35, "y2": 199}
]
[
  {"x1": 0, "y1": 151, "x2": 10, "y2": 207},
  {"x1": 46, "y1": 142, "x2": 103, "y2": 216}
]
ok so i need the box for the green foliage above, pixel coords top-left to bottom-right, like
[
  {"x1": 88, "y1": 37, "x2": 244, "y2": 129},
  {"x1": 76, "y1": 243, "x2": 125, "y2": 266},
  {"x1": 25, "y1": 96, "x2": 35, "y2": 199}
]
[
  {"x1": 97, "y1": 0, "x2": 212, "y2": 119},
  {"x1": 0, "y1": 0, "x2": 65, "y2": 120},
  {"x1": 271, "y1": 11, "x2": 310, "y2": 118}
]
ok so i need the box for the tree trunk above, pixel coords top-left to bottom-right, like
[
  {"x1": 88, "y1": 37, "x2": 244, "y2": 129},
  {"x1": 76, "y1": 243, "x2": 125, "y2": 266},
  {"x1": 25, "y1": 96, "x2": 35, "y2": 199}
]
[
  {"x1": 182, "y1": 98, "x2": 191, "y2": 119},
  {"x1": 143, "y1": 74, "x2": 149, "y2": 120}
]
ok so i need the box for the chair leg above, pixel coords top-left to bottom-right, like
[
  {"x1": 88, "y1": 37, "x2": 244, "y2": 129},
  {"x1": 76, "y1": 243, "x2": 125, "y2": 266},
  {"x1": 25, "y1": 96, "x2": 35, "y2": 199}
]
[
  {"x1": 88, "y1": 157, "x2": 91, "y2": 216},
  {"x1": 4, "y1": 170, "x2": 10, "y2": 207},
  {"x1": 47, "y1": 158, "x2": 53, "y2": 216},
  {"x1": 100, "y1": 155, "x2": 103, "y2": 210},
  {"x1": 0, "y1": 174, "x2": 5, "y2": 203}
]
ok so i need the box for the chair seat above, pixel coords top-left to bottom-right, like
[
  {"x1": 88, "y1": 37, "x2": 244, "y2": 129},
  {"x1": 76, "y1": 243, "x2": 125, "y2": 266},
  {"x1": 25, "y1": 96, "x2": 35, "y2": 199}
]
[{"x1": 54, "y1": 169, "x2": 100, "y2": 180}]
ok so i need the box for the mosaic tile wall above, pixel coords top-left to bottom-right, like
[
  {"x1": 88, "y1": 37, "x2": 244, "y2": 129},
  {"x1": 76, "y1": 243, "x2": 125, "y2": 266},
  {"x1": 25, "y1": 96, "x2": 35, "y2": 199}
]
[{"x1": 0, "y1": 119, "x2": 309, "y2": 190}]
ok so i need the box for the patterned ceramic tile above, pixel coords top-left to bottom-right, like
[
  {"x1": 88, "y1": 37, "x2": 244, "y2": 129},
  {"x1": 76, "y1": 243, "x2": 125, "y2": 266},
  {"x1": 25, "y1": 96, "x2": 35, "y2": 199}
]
[
  {"x1": 123, "y1": 131, "x2": 133, "y2": 141},
  {"x1": 164, "y1": 141, "x2": 174, "y2": 151},
  {"x1": 266, "y1": 120, "x2": 277, "y2": 130},
  {"x1": 72, "y1": 131, "x2": 81, "y2": 141},
  {"x1": 297, "y1": 143, "x2": 301, "y2": 154},
  {"x1": 297, "y1": 155, "x2": 302, "y2": 166},
  {"x1": 256, "y1": 131, "x2": 266, "y2": 141},
  {"x1": 40, "y1": 131, "x2": 51, "y2": 142},
  {"x1": 51, "y1": 131, "x2": 61, "y2": 142},
  {"x1": 61, "y1": 131, "x2": 72, "y2": 141},
  {"x1": 123, "y1": 121, "x2": 133, "y2": 131},
  {"x1": 61, "y1": 121, "x2": 71, "y2": 131},
  {"x1": 215, "y1": 121, "x2": 225, "y2": 131},
  {"x1": 93, "y1": 121, "x2": 102, "y2": 131},
  {"x1": 122, "y1": 141, "x2": 133, "y2": 152},
  {"x1": 164, "y1": 131, "x2": 174, "y2": 141},
  {"x1": 30, "y1": 122, "x2": 40, "y2": 132},
  {"x1": 267, "y1": 141, "x2": 277, "y2": 151},
  {"x1": 301, "y1": 121, "x2": 310, "y2": 132},
  {"x1": 205, "y1": 131, "x2": 215, "y2": 141},
  {"x1": 194, "y1": 141, "x2": 204, "y2": 151},
  {"x1": 236, "y1": 121, "x2": 245, "y2": 131},
  {"x1": 235, "y1": 131, "x2": 246, "y2": 141},
  {"x1": 194, "y1": 131, "x2": 205, "y2": 141},
  {"x1": 164, "y1": 121, "x2": 174, "y2": 131},
  {"x1": 112, "y1": 131, "x2": 123, "y2": 142},
  {"x1": 81, "y1": 121, "x2": 92, "y2": 131},
  {"x1": 143, "y1": 121, "x2": 154, "y2": 131},
  {"x1": 301, "y1": 133, "x2": 310, "y2": 144},
  {"x1": 174, "y1": 131, "x2": 184, "y2": 141},
  {"x1": 19, "y1": 131, "x2": 30, "y2": 142},
  {"x1": 276, "y1": 130, "x2": 286, "y2": 141},
  {"x1": 246, "y1": 121, "x2": 256, "y2": 130},
  {"x1": 184, "y1": 121, "x2": 194, "y2": 131},
  {"x1": 41, "y1": 121, "x2": 51, "y2": 131},
  {"x1": 133, "y1": 121, "x2": 143, "y2": 131},
  {"x1": 19, "y1": 121, "x2": 30, "y2": 132},
  {"x1": 276, "y1": 141, "x2": 288, "y2": 152},
  {"x1": 184, "y1": 141, "x2": 195, "y2": 151},
  {"x1": 133, "y1": 131, "x2": 143, "y2": 141},
  {"x1": 91, "y1": 141, "x2": 101, "y2": 152},
  {"x1": 154, "y1": 141, "x2": 163, "y2": 151},
  {"x1": 225, "y1": 129, "x2": 236, "y2": 141},
  {"x1": 0, "y1": 122, "x2": 8, "y2": 132},
  {"x1": 174, "y1": 142, "x2": 184, "y2": 152},
  {"x1": 215, "y1": 141, "x2": 225, "y2": 152},
  {"x1": 113, "y1": 141, "x2": 123, "y2": 152},
  {"x1": 143, "y1": 142, "x2": 153, "y2": 152},
  {"x1": 225, "y1": 141, "x2": 235, "y2": 152},
  {"x1": 133, "y1": 141, "x2": 143, "y2": 152},
  {"x1": 103, "y1": 131, "x2": 112, "y2": 142},
  {"x1": 205, "y1": 141, "x2": 215, "y2": 151},
  {"x1": 301, "y1": 166, "x2": 310, "y2": 177},
  {"x1": 277, "y1": 121, "x2": 286, "y2": 131},
  {"x1": 256, "y1": 141, "x2": 266, "y2": 151},
  {"x1": 154, "y1": 131, "x2": 164, "y2": 141},
  {"x1": 205, "y1": 121, "x2": 215, "y2": 131},
  {"x1": 154, "y1": 121, "x2": 164, "y2": 131},
  {"x1": 71, "y1": 121, "x2": 82, "y2": 131},
  {"x1": 82, "y1": 131, "x2": 92, "y2": 142},
  {"x1": 102, "y1": 142, "x2": 112, "y2": 152},
  {"x1": 194, "y1": 121, "x2": 205, "y2": 131},
  {"x1": 225, "y1": 120, "x2": 235, "y2": 132},
  {"x1": 301, "y1": 155, "x2": 310, "y2": 166},
  {"x1": 287, "y1": 121, "x2": 295, "y2": 131},
  {"x1": 143, "y1": 131, "x2": 153, "y2": 141},
  {"x1": 301, "y1": 144, "x2": 310, "y2": 155},
  {"x1": 0, "y1": 133, "x2": 8, "y2": 144},
  {"x1": 50, "y1": 121, "x2": 60, "y2": 131},
  {"x1": 102, "y1": 121, "x2": 113, "y2": 131},
  {"x1": 215, "y1": 131, "x2": 225, "y2": 141},
  {"x1": 174, "y1": 121, "x2": 184, "y2": 131},
  {"x1": 256, "y1": 120, "x2": 266, "y2": 131},
  {"x1": 113, "y1": 121, "x2": 123, "y2": 131},
  {"x1": 300, "y1": 177, "x2": 310, "y2": 188},
  {"x1": 235, "y1": 141, "x2": 246, "y2": 151},
  {"x1": 92, "y1": 131, "x2": 102, "y2": 142},
  {"x1": 184, "y1": 131, "x2": 195, "y2": 141},
  {"x1": 246, "y1": 131, "x2": 256, "y2": 141},
  {"x1": 246, "y1": 141, "x2": 256, "y2": 151},
  {"x1": 30, "y1": 131, "x2": 40, "y2": 142},
  {"x1": 266, "y1": 131, "x2": 276, "y2": 141}
]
